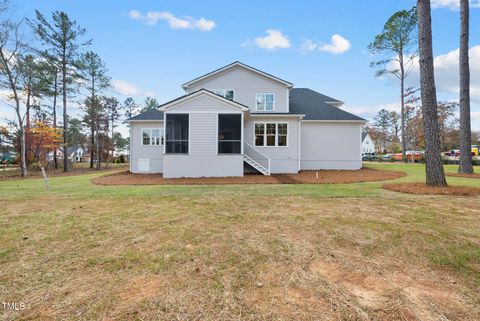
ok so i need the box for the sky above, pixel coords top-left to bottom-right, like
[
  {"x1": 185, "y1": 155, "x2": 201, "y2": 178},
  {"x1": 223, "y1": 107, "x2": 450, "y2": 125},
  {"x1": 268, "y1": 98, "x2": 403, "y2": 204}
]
[{"x1": 1, "y1": 0, "x2": 480, "y2": 138}]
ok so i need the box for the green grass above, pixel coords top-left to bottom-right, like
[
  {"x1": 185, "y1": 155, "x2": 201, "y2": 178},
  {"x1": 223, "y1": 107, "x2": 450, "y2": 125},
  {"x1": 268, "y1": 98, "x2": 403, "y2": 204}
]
[{"x1": 0, "y1": 163, "x2": 479, "y2": 320}]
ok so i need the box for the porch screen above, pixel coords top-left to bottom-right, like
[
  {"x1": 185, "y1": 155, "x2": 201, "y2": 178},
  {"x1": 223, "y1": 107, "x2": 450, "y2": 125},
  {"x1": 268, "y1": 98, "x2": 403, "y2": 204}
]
[
  {"x1": 218, "y1": 114, "x2": 241, "y2": 154},
  {"x1": 165, "y1": 114, "x2": 189, "y2": 154}
]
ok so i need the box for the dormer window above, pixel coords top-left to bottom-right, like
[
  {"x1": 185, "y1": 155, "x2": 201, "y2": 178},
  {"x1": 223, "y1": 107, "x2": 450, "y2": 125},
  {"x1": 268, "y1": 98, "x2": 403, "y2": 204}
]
[
  {"x1": 214, "y1": 89, "x2": 234, "y2": 101},
  {"x1": 256, "y1": 93, "x2": 275, "y2": 111}
]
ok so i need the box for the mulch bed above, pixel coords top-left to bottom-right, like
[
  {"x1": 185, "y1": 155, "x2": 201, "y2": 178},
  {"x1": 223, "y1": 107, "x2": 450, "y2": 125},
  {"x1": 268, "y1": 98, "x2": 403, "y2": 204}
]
[
  {"x1": 446, "y1": 173, "x2": 480, "y2": 179},
  {"x1": 0, "y1": 165, "x2": 129, "y2": 181},
  {"x1": 92, "y1": 167, "x2": 406, "y2": 186},
  {"x1": 383, "y1": 183, "x2": 480, "y2": 196}
]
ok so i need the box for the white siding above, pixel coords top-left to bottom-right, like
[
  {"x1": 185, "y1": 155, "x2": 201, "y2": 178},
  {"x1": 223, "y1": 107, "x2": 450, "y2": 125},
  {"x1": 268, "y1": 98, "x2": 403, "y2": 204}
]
[
  {"x1": 300, "y1": 122, "x2": 362, "y2": 170},
  {"x1": 186, "y1": 66, "x2": 290, "y2": 113},
  {"x1": 130, "y1": 122, "x2": 164, "y2": 173},
  {"x1": 244, "y1": 117, "x2": 300, "y2": 173}
]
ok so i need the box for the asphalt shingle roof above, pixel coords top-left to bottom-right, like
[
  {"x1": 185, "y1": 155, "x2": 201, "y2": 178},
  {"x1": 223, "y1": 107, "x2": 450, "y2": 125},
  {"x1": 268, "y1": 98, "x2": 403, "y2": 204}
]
[
  {"x1": 289, "y1": 88, "x2": 365, "y2": 121},
  {"x1": 362, "y1": 132, "x2": 368, "y2": 142},
  {"x1": 128, "y1": 88, "x2": 365, "y2": 122},
  {"x1": 128, "y1": 108, "x2": 164, "y2": 121}
]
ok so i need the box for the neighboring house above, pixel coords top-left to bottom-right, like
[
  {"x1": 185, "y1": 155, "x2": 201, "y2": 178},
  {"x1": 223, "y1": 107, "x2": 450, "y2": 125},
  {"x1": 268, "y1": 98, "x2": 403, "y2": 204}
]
[
  {"x1": 362, "y1": 132, "x2": 375, "y2": 156},
  {"x1": 47, "y1": 146, "x2": 85, "y2": 163},
  {"x1": 128, "y1": 61, "x2": 365, "y2": 178},
  {"x1": 0, "y1": 151, "x2": 16, "y2": 163}
]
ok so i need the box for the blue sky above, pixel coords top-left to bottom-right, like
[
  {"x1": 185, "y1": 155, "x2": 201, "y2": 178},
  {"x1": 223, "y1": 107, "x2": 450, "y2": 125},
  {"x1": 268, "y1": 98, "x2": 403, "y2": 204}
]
[{"x1": 2, "y1": 0, "x2": 480, "y2": 135}]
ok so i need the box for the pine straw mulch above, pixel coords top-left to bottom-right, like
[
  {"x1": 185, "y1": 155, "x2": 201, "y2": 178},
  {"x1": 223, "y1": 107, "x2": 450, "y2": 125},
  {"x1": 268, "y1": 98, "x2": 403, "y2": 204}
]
[
  {"x1": 383, "y1": 183, "x2": 480, "y2": 196},
  {"x1": 446, "y1": 172, "x2": 480, "y2": 179},
  {"x1": 92, "y1": 167, "x2": 406, "y2": 186}
]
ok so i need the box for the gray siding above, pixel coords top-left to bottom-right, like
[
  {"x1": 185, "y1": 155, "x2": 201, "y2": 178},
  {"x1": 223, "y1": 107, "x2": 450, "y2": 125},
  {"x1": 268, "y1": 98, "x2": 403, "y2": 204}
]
[
  {"x1": 169, "y1": 95, "x2": 241, "y2": 113},
  {"x1": 300, "y1": 122, "x2": 362, "y2": 170},
  {"x1": 163, "y1": 155, "x2": 243, "y2": 178},
  {"x1": 162, "y1": 93, "x2": 244, "y2": 177},
  {"x1": 186, "y1": 66, "x2": 290, "y2": 113},
  {"x1": 244, "y1": 117, "x2": 300, "y2": 173},
  {"x1": 130, "y1": 122, "x2": 164, "y2": 173},
  {"x1": 189, "y1": 113, "x2": 217, "y2": 156}
]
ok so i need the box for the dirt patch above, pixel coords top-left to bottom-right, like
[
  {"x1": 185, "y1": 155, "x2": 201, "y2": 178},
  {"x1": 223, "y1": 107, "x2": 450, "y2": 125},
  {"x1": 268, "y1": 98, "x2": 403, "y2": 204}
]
[
  {"x1": 308, "y1": 258, "x2": 467, "y2": 320},
  {"x1": 286, "y1": 167, "x2": 405, "y2": 184},
  {"x1": 383, "y1": 183, "x2": 480, "y2": 196},
  {"x1": 447, "y1": 172, "x2": 480, "y2": 179},
  {"x1": 92, "y1": 167, "x2": 405, "y2": 186},
  {"x1": 106, "y1": 275, "x2": 167, "y2": 319},
  {"x1": 92, "y1": 171, "x2": 279, "y2": 185}
]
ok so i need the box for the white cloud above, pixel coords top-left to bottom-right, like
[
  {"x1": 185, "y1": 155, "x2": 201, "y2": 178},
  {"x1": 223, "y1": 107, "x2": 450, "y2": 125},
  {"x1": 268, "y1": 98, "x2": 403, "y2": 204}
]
[
  {"x1": 128, "y1": 10, "x2": 215, "y2": 31},
  {"x1": 253, "y1": 29, "x2": 291, "y2": 50},
  {"x1": 431, "y1": 0, "x2": 480, "y2": 9},
  {"x1": 300, "y1": 38, "x2": 318, "y2": 53},
  {"x1": 319, "y1": 34, "x2": 351, "y2": 55},
  {"x1": 111, "y1": 79, "x2": 153, "y2": 97}
]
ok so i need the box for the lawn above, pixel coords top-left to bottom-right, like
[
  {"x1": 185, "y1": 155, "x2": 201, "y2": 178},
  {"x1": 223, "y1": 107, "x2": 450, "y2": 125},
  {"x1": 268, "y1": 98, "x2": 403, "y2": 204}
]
[{"x1": 0, "y1": 163, "x2": 479, "y2": 320}]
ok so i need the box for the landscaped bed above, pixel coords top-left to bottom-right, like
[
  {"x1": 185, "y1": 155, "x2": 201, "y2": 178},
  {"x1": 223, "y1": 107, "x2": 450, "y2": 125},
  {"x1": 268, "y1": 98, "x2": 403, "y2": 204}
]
[
  {"x1": 446, "y1": 172, "x2": 480, "y2": 179},
  {"x1": 92, "y1": 167, "x2": 406, "y2": 185},
  {"x1": 383, "y1": 182, "x2": 480, "y2": 196}
]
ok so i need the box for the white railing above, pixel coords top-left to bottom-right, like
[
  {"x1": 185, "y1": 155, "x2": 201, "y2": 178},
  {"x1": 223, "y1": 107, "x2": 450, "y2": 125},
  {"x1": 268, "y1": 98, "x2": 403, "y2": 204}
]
[{"x1": 243, "y1": 142, "x2": 271, "y2": 174}]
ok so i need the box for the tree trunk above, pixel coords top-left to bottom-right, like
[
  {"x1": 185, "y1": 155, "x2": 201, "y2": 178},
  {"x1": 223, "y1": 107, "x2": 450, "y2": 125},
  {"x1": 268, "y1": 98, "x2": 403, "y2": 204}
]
[
  {"x1": 417, "y1": 0, "x2": 447, "y2": 186},
  {"x1": 459, "y1": 0, "x2": 474, "y2": 174},
  {"x1": 53, "y1": 70, "x2": 58, "y2": 170},
  {"x1": 399, "y1": 52, "x2": 407, "y2": 161},
  {"x1": 25, "y1": 88, "x2": 31, "y2": 166},
  {"x1": 62, "y1": 48, "x2": 68, "y2": 172},
  {"x1": 90, "y1": 128, "x2": 95, "y2": 169}
]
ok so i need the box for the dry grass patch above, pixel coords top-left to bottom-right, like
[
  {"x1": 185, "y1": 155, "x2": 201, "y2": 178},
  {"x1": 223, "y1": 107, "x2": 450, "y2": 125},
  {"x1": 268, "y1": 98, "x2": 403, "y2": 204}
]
[
  {"x1": 383, "y1": 183, "x2": 480, "y2": 196},
  {"x1": 2, "y1": 192, "x2": 480, "y2": 320}
]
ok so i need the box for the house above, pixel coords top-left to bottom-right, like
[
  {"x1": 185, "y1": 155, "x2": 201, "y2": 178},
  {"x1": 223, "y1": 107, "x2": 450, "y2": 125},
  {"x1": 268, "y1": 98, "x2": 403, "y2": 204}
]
[
  {"x1": 128, "y1": 61, "x2": 365, "y2": 178},
  {"x1": 47, "y1": 146, "x2": 85, "y2": 163},
  {"x1": 361, "y1": 132, "x2": 375, "y2": 156}
]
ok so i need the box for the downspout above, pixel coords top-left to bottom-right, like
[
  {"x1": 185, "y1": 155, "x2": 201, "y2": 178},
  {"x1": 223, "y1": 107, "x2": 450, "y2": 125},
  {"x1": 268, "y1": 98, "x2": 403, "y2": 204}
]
[{"x1": 298, "y1": 120, "x2": 302, "y2": 172}]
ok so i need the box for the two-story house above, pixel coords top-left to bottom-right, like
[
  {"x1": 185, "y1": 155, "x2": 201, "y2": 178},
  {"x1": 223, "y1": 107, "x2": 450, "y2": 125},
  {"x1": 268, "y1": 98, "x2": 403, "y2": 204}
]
[{"x1": 128, "y1": 61, "x2": 365, "y2": 178}]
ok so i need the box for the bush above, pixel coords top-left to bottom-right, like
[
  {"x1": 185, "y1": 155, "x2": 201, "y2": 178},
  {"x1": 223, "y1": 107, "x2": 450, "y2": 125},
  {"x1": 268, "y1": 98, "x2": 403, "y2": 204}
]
[{"x1": 119, "y1": 155, "x2": 126, "y2": 163}]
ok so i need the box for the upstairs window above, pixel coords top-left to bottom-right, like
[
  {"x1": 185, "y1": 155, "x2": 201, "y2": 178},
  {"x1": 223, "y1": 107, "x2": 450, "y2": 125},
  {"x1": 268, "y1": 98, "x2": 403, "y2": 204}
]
[
  {"x1": 214, "y1": 89, "x2": 234, "y2": 101},
  {"x1": 165, "y1": 114, "x2": 189, "y2": 154},
  {"x1": 218, "y1": 114, "x2": 241, "y2": 154},
  {"x1": 141, "y1": 128, "x2": 164, "y2": 146},
  {"x1": 256, "y1": 93, "x2": 275, "y2": 111},
  {"x1": 255, "y1": 122, "x2": 287, "y2": 147}
]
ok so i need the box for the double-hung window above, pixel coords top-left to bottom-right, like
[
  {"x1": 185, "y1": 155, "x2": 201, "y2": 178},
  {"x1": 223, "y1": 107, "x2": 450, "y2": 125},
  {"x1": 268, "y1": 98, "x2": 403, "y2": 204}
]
[
  {"x1": 218, "y1": 114, "x2": 241, "y2": 153},
  {"x1": 256, "y1": 93, "x2": 275, "y2": 111},
  {"x1": 254, "y1": 122, "x2": 288, "y2": 147},
  {"x1": 165, "y1": 114, "x2": 189, "y2": 154},
  {"x1": 215, "y1": 89, "x2": 234, "y2": 101},
  {"x1": 141, "y1": 128, "x2": 164, "y2": 146}
]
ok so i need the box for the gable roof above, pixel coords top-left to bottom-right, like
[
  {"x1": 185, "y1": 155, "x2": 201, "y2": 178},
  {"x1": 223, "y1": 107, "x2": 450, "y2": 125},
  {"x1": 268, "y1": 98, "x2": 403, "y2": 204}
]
[
  {"x1": 362, "y1": 132, "x2": 369, "y2": 142},
  {"x1": 289, "y1": 88, "x2": 365, "y2": 121},
  {"x1": 158, "y1": 89, "x2": 250, "y2": 112},
  {"x1": 128, "y1": 109, "x2": 164, "y2": 121},
  {"x1": 181, "y1": 61, "x2": 294, "y2": 90}
]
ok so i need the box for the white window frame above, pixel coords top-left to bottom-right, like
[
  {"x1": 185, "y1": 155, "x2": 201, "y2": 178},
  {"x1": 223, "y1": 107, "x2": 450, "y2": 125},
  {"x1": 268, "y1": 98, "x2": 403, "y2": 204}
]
[
  {"x1": 255, "y1": 93, "x2": 275, "y2": 112},
  {"x1": 254, "y1": 122, "x2": 288, "y2": 147},
  {"x1": 214, "y1": 89, "x2": 235, "y2": 101},
  {"x1": 141, "y1": 128, "x2": 164, "y2": 146}
]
